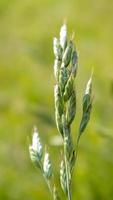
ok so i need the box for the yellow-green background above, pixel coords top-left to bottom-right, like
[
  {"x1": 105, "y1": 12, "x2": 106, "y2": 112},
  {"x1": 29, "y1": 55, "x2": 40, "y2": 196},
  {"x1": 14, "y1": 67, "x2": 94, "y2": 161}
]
[{"x1": 0, "y1": 0, "x2": 113, "y2": 199}]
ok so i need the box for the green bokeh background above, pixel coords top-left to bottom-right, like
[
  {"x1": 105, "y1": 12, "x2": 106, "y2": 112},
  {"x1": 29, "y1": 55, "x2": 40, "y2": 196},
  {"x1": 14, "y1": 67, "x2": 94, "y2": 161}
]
[{"x1": 0, "y1": 0, "x2": 113, "y2": 199}]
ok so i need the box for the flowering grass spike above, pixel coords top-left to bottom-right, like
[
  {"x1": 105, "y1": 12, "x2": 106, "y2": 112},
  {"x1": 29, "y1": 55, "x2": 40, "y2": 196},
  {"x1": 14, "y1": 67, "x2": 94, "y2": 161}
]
[{"x1": 29, "y1": 23, "x2": 93, "y2": 200}]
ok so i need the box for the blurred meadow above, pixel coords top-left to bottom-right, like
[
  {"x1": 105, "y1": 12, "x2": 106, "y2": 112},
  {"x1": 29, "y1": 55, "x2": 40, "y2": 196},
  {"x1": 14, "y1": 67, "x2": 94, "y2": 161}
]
[{"x1": 0, "y1": 0, "x2": 113, "y2": 199}]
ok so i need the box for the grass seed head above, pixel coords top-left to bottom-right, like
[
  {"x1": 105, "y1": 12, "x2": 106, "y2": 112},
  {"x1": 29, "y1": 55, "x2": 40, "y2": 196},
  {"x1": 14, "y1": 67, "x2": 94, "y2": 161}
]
[
  {"x1": 60, "y1": 24, "x2": 67, "y2": 50},
  {"x1": 43, "y1": 151, "x2": 52, "y2": 179}
]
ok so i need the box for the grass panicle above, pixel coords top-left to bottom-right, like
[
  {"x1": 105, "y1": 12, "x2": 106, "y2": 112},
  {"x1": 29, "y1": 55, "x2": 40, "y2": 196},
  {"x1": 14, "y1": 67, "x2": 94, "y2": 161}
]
[{"x1": 29, "y1": 23, "x2": 93, "y2": 200}]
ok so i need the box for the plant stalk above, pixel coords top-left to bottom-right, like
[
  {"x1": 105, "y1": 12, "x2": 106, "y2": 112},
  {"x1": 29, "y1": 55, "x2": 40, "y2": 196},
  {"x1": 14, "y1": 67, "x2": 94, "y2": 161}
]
[
  {"x1": 63, "y1": 127, "x2": 72, "y2": 200},
  {"x1": 38, "y1": 161, "x2": 54, "y2": 199}
]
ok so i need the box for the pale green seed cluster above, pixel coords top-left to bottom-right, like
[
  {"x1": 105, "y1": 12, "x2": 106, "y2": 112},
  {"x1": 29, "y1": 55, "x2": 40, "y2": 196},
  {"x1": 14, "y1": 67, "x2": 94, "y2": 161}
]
[
  {"x1": 29, "y1": 24, "x2": 93, "y2": 200},
  {"x1": 29, "y1": 128, "x2": 52, "y2": 183},
  {"x1": 78, "y1": 75, "x2": 93, "y2": 143},
  {"x1": 53, "y1": 25, "x2": 77, "y2": 197},
  {"x1": 29, "y1": 127, "x2": 43, "y2": 168},
  {"x1": 29, "y1": 127, "x2": 59, "y2": 200},
  {"x1": 53, "y1": 24, "x2": 92, "y2": 199},
  {"x1": 53, "y1": 27, "x2": 77, "y2": 148},
  {"x1": 43, "y1": 152, "x2": 52, "y2": 179}
]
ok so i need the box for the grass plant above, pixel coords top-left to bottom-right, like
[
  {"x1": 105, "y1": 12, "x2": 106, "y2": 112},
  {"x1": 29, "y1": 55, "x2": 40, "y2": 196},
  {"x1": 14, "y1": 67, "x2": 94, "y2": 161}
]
[{"x1": 29, "y1": 24, "x2": 93, "y2": 200}]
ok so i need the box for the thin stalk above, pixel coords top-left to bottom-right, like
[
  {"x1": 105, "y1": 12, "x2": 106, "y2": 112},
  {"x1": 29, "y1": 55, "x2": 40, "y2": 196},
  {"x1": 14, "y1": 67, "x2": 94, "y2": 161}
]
[
  {"x1": 43, "y1": 175, "x2": 53, "y2": 197},
  {"x1": 74, "y1": 141, "x2": 79, "y2": 173},
  {"x1": 63, "y1": 138, "x2": 72, "y2": 200},
  {"x1": 35, "y1": 161, "x2": 53, "y2": 199},
  {"x1": 74, "y1": 142, "x2": 79, "y2": 166}
]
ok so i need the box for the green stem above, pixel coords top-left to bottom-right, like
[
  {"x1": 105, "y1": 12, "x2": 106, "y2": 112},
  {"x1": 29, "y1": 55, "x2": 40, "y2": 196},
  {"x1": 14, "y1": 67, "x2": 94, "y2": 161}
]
[
  {"x1": 43, "y1": 175, "x2": 53, "y2": 197},
  {"x1": 36, "y1": 161, "x2": 54, "y2": 199},
  {"x1": 64, "y1": 139, "x2": 72, "y2": 200},
  {"x1": 73, "y1": 141, "x2": 79, "y2": 174},
  {"x1": 75, "y1": 143, "x2": 78, "y2": 165}
]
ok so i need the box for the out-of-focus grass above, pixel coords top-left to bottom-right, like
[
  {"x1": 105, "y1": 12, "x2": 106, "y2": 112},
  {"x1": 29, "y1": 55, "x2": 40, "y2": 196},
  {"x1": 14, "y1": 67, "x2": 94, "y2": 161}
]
[{"x1": 0, "y1": 0, "x2": 113, "y2": 199}]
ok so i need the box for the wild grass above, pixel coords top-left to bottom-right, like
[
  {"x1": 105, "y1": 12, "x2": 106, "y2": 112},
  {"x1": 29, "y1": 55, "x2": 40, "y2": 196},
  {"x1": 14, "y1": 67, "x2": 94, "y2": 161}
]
[
  {"x1": 0, "y1": 0, "x2": 113, "y2": 200},
  {"x1": 29, "y1": 24, "x2": 93, "y2": 200}
]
